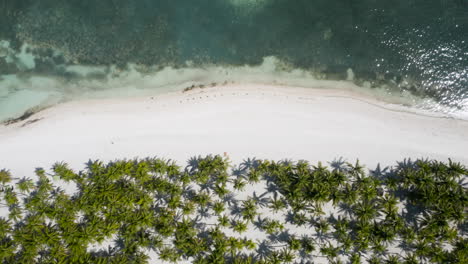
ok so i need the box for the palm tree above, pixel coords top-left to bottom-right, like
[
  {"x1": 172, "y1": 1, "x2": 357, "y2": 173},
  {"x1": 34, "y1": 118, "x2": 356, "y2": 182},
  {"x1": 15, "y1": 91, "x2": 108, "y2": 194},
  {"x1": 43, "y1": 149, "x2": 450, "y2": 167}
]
[
  {"x1": 402, "y1": 253, "x2": 418, "y2": 264},
  {"x1": 300, "y1": 235, "x2": 315, "y2": 254},
  {"x1": 356, "y1": 177, "x2": 379, "y2": 201},
  {"x1": 52, "y1": 162, "x2": 79, "y2": 182},
  {"x1": 429, "y1": 246, "x2": 449, "y2": 264},
  {"x1": 331, "y1": 189, "x2": 346, "y2": 206},
  {"x1": 367, "y1": 255, "x2": 383, "y2": 264},
  {"x1": 320, "y1": 243, "x2": 339, "y2": 260},
  {"x1": 0, "y1": 217, "x2": 11, "y2": 235},
  {"x1": 288, "y1": 211, "x2": 308, "y2": 226},
  {"x1": 241, "y1": 198, "x2": 258, "y2": 222},
  {"x1": 227, "y1": 237, "x2": 244, "y2": 260},
  {"x1": 3, "y1": 187, "x2": 18, "y2": 207},
  {"x1": 385, "y1": 254, "x2": 402, "y2": 264},
  {"x1": 246, "y1": 169, "x2": 261, "y2": 184},
  {"x1": 414, "y1": 239, "x2": 431, "y2": 262},
  {"x1": 232, "y1": 220, "x2": 248, "y2": 234},
  {"x1": 287, "y1": 235, "x2": 301, "y2": 251},
  {"x1": 333, "y1": 216, "x2": 350, "y2": 238},
  {"x1": 214, "y1": 184, "x2": 230, "y2": 198},
  {"x1": 266, "y1": 250, "x2": 282, "y2": 264},
  {"x1": 347, "y1": 160, "x2": 366, "y2": 180},
  {"x1": 242, "y1": 238, "x2": 256, "y2": 251},
  {"x1": 194, "y1": 191, "x2": 211, "y2": 207},
  {"x1": 355, "y1": 221, "x2": 372, "y2": 251},
  {"x1": 16, "y1": 178, "x2": 35, "y2": 193},
  {"x1": 380, "y1": 194, "x2": 399, "y2": 219},
  {"x1": 0, "y1": 169, "x2": 12, "y2": 185},
  {"x1": 233, "y1": 178, "x2": 246, "y2": 191},
  {"x1": 445, "y1": 237, "x2": 467, "y2": 263},
  {"x1": 158, "y1": 246, "x2": 180, "y2": 263},
  {"x1": 371, "y1": 239, "x2": 388, "y2": 256},
  {"x1": 340, "y1": 183, "x2": 359, "y2": 206},
  {"x1": 261, "y1": 219, "x2": 284, "y2": 234},
  {"x1": 218, "y1": 215, "x2": 230, "y2": 227},
  {"x1": 8, "y1": 205, "x2": 22, "y2": 222},
  {"x1": 353, "y1": 201, "x2": 380, "y2": 223},
  {"x1": 182, "y1": 201, "x2": 196, "y2": 215},
  {"x1": 212, "y1": 201, "x2": 226, "y2": 215},
  {"x1": 268, "y1": 194, "x2": 286, "y2": 213},
  {"x1": 349, "y1": 253, "x2": 361, "y2": 264},
  {"x1": 314, "y1": 218, "x2": 331, "y2": 235},
  {"x1": 339, "y1": 234, "x2": 353, "y2": 253},
  {"x1": 279, "y1": 248, "x2": 295, "y2": 263}
]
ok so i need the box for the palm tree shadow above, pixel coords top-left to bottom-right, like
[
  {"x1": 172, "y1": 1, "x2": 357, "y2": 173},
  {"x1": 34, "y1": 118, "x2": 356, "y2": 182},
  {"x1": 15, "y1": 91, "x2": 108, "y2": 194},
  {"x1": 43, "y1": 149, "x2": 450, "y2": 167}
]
[
  {"x1": 253, "y1": 216, "x2": 267, "y2": 230},
  {"x1": 296, "y1": 259, "x2": 314, "y2": 264},
  {"x1": 223, "y1": 193, "x2": 238, "y2": 207},
  {"x1": 252, "y1": 191, "x2": 270, "y2": 208},
  {"x1": 337, "y1": 202, "x2": 353, "y2": 219},
  {"x1": 276, "y1": 230, "x2": 293, "y2": 244},
  {"x1": 231, "y1": 166, "x2": 245, "y2": 179},
  {"x1": 197, "y1": 207, "x2": 211, "y2": 219},
  {"x1": 185, "y1": 156, "x2": 202, "y2": 173},
  {"x1": 328, "y1": 157, "x2": 347, "y2": 172},
  {"x1": 395, "y1": 158, "x2": 423, "y2": 171},
  {"x1": 458, "y1": 221, "x2": 468, "y2": 237},
  {"x1": 229, "y1": 203, "x2": 243, "y2": 219},
  {"x1": 285, "y1": 210, "x2": 295, "y2": 225},
  {"x1": 182, "y1": 185, "x2": 196, "y2": 198},
  {"x1": 239, "y1": 157, "x2": 262, "y2": 171},
  {"x1": 265, "y1": 182, "x2": 280, "y2": 194},
  {"x1": 369, "y1": 163, "x2": 390, "y2": 181},
  {"x1": 255, "y1": 240, "x2": 274, "y2": 261},
  {"x1": 89, "y1": 246, "x2": 117, "y2": 258}
]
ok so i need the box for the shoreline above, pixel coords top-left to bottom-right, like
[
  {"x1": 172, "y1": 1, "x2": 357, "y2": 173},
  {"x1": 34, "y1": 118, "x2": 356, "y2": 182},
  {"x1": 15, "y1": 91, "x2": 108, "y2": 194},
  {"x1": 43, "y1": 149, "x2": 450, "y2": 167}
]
[
  {"x1": 1, "y1": 83, "x2": 467, "y2": 178},
  {"x1": 1, "y1": 81, "x2": 459, "y2": 127}
]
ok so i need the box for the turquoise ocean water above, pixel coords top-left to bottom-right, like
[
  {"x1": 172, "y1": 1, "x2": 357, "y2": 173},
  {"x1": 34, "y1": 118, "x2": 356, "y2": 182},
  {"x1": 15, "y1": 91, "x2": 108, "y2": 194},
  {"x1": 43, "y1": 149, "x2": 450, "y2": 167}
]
[{"x1": 0, "y1": 0, "x2": 467, "y2": 121}]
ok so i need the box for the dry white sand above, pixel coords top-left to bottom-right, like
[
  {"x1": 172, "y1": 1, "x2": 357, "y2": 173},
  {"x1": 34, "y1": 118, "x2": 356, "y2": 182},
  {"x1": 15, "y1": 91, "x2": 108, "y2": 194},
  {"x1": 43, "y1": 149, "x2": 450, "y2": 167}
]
[
  {"x1": 1, "y1": 83, "x2": 467, "y2": 263},
  {"x1": 0, "y1": 83, "x2": 467, "y2": 178}
]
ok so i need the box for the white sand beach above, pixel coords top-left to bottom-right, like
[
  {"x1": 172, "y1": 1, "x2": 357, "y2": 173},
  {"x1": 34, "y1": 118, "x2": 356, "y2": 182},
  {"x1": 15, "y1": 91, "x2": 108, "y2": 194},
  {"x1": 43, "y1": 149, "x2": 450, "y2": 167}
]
[
  {"x1": 0, "y1": 83, "x2": 467, "y2": 178},
  {"x1": 0, "y1": 83, "x2": 467, "y2": 263}
]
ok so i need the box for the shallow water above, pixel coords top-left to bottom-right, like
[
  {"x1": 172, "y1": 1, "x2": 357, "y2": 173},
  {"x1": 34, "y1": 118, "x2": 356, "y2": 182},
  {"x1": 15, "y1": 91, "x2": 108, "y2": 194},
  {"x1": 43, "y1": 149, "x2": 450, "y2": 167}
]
[{"x1": 0, "y1": 0, "x2": 467, "y2": 121}]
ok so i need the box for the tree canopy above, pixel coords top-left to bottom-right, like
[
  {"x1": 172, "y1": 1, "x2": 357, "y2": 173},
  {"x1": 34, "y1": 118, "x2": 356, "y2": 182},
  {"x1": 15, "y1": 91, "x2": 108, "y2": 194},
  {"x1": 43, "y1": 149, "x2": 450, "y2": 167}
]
[{"x1": 0, "y1": 156, "x2": 466, "y2": 263}]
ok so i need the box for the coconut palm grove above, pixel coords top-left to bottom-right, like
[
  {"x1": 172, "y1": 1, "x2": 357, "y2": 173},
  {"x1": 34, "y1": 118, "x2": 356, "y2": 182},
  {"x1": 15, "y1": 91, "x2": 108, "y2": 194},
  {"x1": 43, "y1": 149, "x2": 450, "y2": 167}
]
[{"x1": 0, "y1": 155, "x2": 466, "y2": 263}]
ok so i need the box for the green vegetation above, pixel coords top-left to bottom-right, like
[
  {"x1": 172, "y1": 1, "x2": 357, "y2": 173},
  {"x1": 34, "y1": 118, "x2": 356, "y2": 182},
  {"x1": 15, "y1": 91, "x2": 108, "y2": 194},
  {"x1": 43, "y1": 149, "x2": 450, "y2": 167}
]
[{"x1": 0, "y1": 156, "x2": 467, "y2": 263}]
